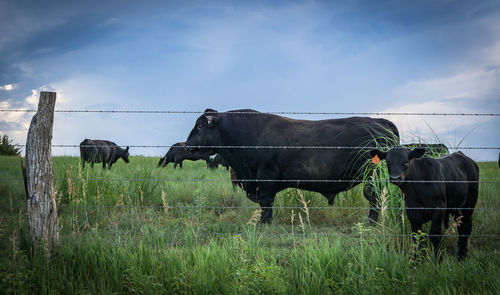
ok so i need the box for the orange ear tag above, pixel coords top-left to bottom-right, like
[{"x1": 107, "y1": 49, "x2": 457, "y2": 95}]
[{"x1": 372, "y1": 154, "x2": 380, "y2": 164}]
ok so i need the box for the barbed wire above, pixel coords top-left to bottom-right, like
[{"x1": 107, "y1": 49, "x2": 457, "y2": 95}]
[
  {"x1": 1, "y1": 177, "x2": 499, "y2": 184},
  {"x1": 56, "y1": 231, "x2": 500, "y2": 239},
  {"x1": 31, "y1": 144, "x2": 500, "y2": 150},
  {"x1": 2, "y1": 109, "x2": 500, "y2": 116},
  {"x1": 3, "y1": 205, "x2": 499, "y2": 211}
]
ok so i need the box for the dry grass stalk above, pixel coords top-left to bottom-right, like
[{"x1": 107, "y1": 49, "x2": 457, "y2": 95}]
[
  {"x1": 247, "y1": 209, "x2": 261, "y2": 225},
  {"x1": 297, "y1": 190, "x2": 310, "y2": 226},
  {"x1": 298, "y1": 213, "x2": 306, "y2": 235},
  {"x1": 77, "y1": 164, "x2": 86, "y2": 204},
  {"x1": 115, "y1": 194, "x2": 124, "y2": 208},
  {"x1": 161, "y1": 190, "x2": 169, "y2": 214},
  {"x1": 10, "y1": 228, "x2": 19, "y2": 260},
  {"x1": 139, "y1": 187, "x2": 144, "y2": 205},
  {"x1": 66, "y1": 164, "x2": 73, "y2": 200},
  {"x1": 445, "y1": 215, "x2": 463, "y2": 235}
]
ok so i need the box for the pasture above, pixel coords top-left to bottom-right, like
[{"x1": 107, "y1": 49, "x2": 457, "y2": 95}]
[{"x1": 1, "y1": 155, "x2": 499, "y2": 294}]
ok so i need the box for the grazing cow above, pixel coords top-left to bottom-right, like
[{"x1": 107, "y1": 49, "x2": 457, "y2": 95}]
[
  {"x1": 208, "y1": 154, "x2": 230, "y2": 170},
  {"x1": 80, "y1": 139, "x2": 130, "y2": 170},
  {"x1": 186, "y1": 109, "x2": 399, "y2": 223},
  {"x1": 402, "y1": 143, "x2": 449, "y2": 157},
  {"x1": 207, "y1": 156, "x2": 218, "y2": 170},
  {"x1": 369, "y1": 147, "x2": 479, "y2": 260},
  {"x1": 158, "y1": 142, "x2": 213, "y2": 169}
]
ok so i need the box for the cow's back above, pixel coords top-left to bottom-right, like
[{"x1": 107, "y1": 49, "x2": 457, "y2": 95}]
[
  {"x1": 80, "y1": 139, "x2": 99, "y2": 161},
  {"x1": 412, "y1": 152, "x2": 479, "y2": 209},
  {"x1": 440, "y1": 152, "x2": 479, "y2": 208},
  {"x1": 96, "y1": 140, "x2": 118, "y2": 161}
]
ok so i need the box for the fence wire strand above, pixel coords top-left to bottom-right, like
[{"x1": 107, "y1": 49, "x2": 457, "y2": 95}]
[
  {"x1": 1, "y1": 177, "x2": 499, "y2": 184},
  {"x1": 21, "y1": 144, "x2": 500, "y2": 150},
  {"x1": 2, "y1": 109, "x2": 500, "y2": 116},
  {"x1": 55, "y1": 231, "x2": 500, "y2": 239},
  {"x1": 4, "y1": 205, "x2": 499, "y2": 211}
]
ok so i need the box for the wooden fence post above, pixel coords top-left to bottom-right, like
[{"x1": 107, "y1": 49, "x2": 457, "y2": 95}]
[{"x1": 25, "y1": 91, "x2": 59, "y2": 249}]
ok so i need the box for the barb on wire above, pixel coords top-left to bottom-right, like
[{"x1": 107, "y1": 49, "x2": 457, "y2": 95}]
[{"x1": 1, "y1": 109, "x2": 499, "y2": 116}]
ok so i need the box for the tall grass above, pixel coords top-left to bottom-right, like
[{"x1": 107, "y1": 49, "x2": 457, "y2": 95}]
[{"x1": 1, "y1": 155, "x2": 499, "y2": 294}]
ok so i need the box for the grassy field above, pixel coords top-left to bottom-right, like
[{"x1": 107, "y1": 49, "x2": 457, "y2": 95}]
[{"x1": 0, "y1": 155, "x2": 499, "y2": 294}]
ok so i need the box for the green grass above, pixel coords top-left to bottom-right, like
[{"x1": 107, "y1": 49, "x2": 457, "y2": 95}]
[{"x1": 1, "y1": 155, "x2": 499, "y2": 294}]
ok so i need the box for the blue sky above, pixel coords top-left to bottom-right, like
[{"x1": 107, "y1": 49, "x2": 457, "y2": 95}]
[{"x1": 1, "y1": 0, "x2": 499, "y2": 160}]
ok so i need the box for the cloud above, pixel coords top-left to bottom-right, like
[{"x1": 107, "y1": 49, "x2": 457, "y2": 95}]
[
  {"x1": 0, "y1": 90, "x2": 40, "y2": 150},
  {"x1": 378, "y1": 43, "x2": 500, "y2": 152},
  {"x1": 391, "y1": 67, "x2": 499, "y2": 102},
  {"x1": 0, "y1": 84, "x2": 16, "y2": 91}
]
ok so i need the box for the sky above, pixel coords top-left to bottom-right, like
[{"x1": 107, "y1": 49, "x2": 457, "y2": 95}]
[{"x1": 1, "y1": 0, "x2": 499, "y2": 161}]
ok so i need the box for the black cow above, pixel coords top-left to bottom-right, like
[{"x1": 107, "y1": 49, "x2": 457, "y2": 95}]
[
  {"x1": 207, "y1": 155, "x2": 218, "y2": 170},
  {"x1": 369, "y1": 147, "x2": 479, "y2": 260},
  {"x1": 80, "y1": 139, "x2": 130, "y2": 170},
  {"x1": 230, "y1": 167, "x2": 244, "y2": 191},
  {"x1": 158, "y1": 142, "x2": 213, "y2": 169},
  {"x1": 402, "y1": 143, "x2": 449, "y2": 157},
  {"x1": 208, "y1": 154, "x2": 230, "y2": 170},
  {"x1": 186, "y1": 109, "x2": 400, "y2": 223}
]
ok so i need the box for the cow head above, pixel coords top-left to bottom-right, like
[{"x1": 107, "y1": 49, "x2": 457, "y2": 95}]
[
  {"x1": 122, "y1": 146, "x2": 130, "y2": 163},
  {"x1": 370, "y1": 147, "x2": 426, "y2": 185},
  {"x1": 186, "y1": 109, "x2": 222, "y2": 154}
]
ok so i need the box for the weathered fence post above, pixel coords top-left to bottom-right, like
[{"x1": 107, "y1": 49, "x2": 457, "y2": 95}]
[{"x1": 25, "y1": 91, "x2": 59, "y2": 249}]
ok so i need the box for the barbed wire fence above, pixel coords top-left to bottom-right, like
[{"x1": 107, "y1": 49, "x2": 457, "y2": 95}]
[{"x1": 1, "y1": 107, "x2": 500, "y2": 241}]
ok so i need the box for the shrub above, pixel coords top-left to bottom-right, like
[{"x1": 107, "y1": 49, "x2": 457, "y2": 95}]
[{"x1": 0, "y1": 135, "x2": 21, "y2": 156}]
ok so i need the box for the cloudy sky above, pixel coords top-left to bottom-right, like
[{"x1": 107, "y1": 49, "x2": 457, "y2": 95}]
[{"x1": 1, "y1": 0, "x2": 499, "y2": 160}]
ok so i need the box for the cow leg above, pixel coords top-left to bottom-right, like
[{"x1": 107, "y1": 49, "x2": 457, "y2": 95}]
[
  {"x1": 179, "y1": 161, "x2": 183, "y2": 169},
  {"x1": 259, "y1": 197, "x2": 274, "y2": 224},
  {"x1": 457, "y1": 213, "x2": 473, "y2": 260},
  {"x1": 103, "y1": 161, "x2": 106, "y2": 169},
  {"x1": 91, "y1": 161, "x2": 94, "y2": 168},
  {"x1": 363, "y1": 184, "x2": 380, "y2": 224},
  {"x1": 429, "y1": 210, "x2": 445, "y2": 260},
  {"x1": 108, "y1": 163, "x2": 112, "y2": 170},
  {"x1": 257, "y1": 187, "x2": 275, "y2": 224},
  {"x1": 322, "y1": 193, "x2": 336, "y2": 205}
]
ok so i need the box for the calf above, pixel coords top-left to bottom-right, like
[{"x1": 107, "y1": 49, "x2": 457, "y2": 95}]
[
  {"x1": 158, "y1": 142, "x2": 212, "y2": 169},
  {"x1": 370, "y1": 147, "x2": 479, "y2": 260},
  {"x1": 212, "y1": 154, "x2": 230, "y2": 170},
  {"x1": 80, "y1": 139, "x2": 130, "y2": 170}
]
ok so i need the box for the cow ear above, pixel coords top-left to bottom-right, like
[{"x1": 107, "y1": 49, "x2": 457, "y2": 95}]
[
  {"x1": 125, "y1": 146, "x2": 129, "y2": 152},
  {"x1": 408, "y1": 148, "x2": 425, "y2": 160},
  {"x1": 206, "y1": 115, "x2": 219, "y2": 127},
  {"x1": 204, "y1": 108, "x2": 218, "y2": 114},
  {"x1": 370, "y1": 149, "x2": 386, "y2": 160}
]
